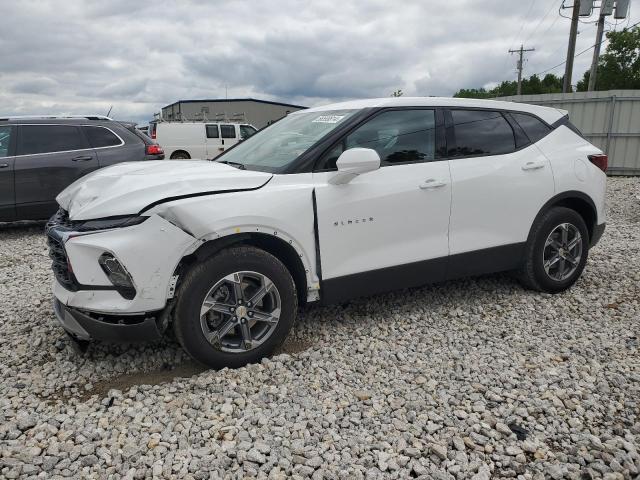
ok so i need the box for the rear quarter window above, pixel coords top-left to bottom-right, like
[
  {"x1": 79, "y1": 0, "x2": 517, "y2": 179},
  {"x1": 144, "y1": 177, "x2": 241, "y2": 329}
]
[
  {"x1": 511, "y1": 113, "x2": 552, "y2": 143},
  {"x1": 449, "y1": 110, "x2": 515, "y2": 157},
  {"x1": 84, "y1": 126, "x2": 123, "y2": 148}
]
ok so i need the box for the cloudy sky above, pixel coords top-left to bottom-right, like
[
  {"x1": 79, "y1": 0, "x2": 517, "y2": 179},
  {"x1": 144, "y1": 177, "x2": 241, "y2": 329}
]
[{"x1": 0, "y1": 0, "x2": 636, "y2": 124}]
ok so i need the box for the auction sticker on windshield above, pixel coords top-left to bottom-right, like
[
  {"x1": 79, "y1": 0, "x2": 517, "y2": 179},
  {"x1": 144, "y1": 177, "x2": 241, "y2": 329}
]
[{"x1": 312, "y1": 115, "x2": 346, "y2": 124}]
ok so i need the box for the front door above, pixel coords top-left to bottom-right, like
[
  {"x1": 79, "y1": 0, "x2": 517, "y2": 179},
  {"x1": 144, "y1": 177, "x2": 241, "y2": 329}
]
[
  {"x1": 313, "y1": 109, "x2": 451, "y2": 303},
  {"x1": 0, "y1": 125, "x2": 16, "y2": 221},
  {"x1": 15, "y1": 124, "x2": 99, "y2": 219}
]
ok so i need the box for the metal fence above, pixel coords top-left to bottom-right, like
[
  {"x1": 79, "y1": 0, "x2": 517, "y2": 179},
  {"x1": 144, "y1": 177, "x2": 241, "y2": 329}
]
[{"x1": 498, "y1": 90, "x2": 640, "y2": 175}]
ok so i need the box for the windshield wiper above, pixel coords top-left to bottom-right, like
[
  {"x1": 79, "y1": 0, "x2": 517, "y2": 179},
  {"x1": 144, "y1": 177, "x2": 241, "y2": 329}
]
[{"x1": 217, "y1": 160, "x2": 246, "y2": 170}]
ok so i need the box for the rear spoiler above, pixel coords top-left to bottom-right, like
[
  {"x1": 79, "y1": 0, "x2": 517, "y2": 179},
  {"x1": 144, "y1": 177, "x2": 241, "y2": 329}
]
[{"x1": 551, "y1": 114, "x2": 584, "y2": 138}]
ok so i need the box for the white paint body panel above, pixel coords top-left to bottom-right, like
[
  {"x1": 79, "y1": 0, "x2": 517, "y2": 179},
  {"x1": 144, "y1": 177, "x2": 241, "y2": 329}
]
[
  {"x1": 314, "y1": 161, "x2": 451, "y2": 279},
  {"x1": 448, "y1": 144, "x2": 555, "y2": 254},
  {"x1": 56, "y1": 160, "x2": 272, "y2": 220},
  {"x1": 58, "y1": 214, "x2": 197, "y2": 313},
  {"x1": 536, "y1": 126, "x2": 607, "y2": 224}
]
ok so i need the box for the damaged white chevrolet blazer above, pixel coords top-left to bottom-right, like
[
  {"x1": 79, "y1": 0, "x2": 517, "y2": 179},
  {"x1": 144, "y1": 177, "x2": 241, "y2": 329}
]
[{"x1": 47, "y1": 97, "x2": 607, "y2": 368}]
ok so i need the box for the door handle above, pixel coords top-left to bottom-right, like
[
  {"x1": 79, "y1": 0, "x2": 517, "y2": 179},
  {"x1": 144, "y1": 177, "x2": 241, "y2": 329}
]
[
  {"x1": 419, "y1": 178, "x2": 447, "y2": 189},
  {"x1": 72, "y1": 155, "x2": 93, "y2": 162},
  {"x1": 0, "y1": 163, "x2": 8, "y2": 168},
  {"x1": 522, "y1": 161, "x2": 546, "y2": 171}
]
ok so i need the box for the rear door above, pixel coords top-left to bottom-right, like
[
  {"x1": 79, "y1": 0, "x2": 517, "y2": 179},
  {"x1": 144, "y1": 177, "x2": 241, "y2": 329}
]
[
  {"x1": 205, "y1": 124, "x2": 223, "y2": 158},
  {"x1": 446, "y1": 109, "x2": 555, "y2": 276},
  {"x1": 0, "y1": 125, "x2": 16, "y2": 221},
  {"x1": 15, "y1": 124, "x2": 98, "y2": 219}
]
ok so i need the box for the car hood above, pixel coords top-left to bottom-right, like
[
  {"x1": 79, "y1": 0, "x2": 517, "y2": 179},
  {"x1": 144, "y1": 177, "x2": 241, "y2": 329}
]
[{"x1": 57, "y1": 160, "x2": 273, "y2": 220}]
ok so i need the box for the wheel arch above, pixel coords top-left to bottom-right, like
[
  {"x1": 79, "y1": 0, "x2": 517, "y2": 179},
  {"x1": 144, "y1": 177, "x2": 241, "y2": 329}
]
[
  {"x1": 174, "y1": 232, "x2": 310, "y2": 305},
  {"x1": 170, "y1": 149, "x2": 191, "y2": 159},
  {"x1": 529, "y1": 191, "x2": 597, "y2": 244}
]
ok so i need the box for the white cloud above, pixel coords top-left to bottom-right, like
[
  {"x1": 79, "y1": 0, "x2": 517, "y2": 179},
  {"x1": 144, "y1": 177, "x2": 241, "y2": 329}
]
[{"x1": 0, "y1": 0, "x2": 624, "y2": 124}]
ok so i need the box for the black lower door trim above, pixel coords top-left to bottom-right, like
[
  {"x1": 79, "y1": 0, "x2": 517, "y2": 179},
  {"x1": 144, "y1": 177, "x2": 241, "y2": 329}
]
[
  {"x1": 320, "y1": 242, "x2": 525, "y2": 305},
  {"x1": 321, "y1": 257, "x2": 447, "y2": 305},
  {"x1": 446, "y1": 242, "x2": 525, "y2": 280}
]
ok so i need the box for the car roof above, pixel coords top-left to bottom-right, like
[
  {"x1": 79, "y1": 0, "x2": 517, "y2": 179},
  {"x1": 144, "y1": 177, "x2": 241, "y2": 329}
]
[
  {"x1": 0, "y1": 118, "x2": 127, "y2": 127},
  {"x1": 299, "y1": 97, "x2": 566, "y2": 124}
]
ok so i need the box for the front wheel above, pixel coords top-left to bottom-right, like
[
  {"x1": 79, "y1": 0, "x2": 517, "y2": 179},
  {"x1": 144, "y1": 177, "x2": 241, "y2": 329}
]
[
  {"x1": 519, "y1": 207, "x2": 589, "y2": 293},
  {"x1": 173, "y1": 246, "x2": 297, "y2": 369}
]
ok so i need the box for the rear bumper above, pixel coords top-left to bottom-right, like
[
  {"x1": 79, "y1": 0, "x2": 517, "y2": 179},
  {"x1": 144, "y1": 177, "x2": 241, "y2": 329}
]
[
  {"x1": 53, "y1": 298, "x2": 164, "y2": 343},
  {"x1": 591, "y1": 222, "x2": 606, "y2": 247}
]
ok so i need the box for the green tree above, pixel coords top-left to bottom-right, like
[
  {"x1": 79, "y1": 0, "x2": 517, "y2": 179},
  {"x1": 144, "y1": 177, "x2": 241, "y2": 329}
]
[
  {"x1": 390, "y1": 89, "x2": 404, "y2": 97},
  {"x1": 577, "y1": 25, "x2": 640, "y2": 91},
  {"x1": 453, "y1": 74, "x2": 563, "y2": 98}
]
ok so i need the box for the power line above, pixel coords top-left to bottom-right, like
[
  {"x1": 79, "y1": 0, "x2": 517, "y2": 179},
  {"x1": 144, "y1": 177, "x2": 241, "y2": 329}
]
[
  {"x1": 508, "y1": 0, "x2": 540, "y2": 51},
  {"x1": 524, "y1": 0, "x2": 564, "y2": 45},
  {"x1": 535, "y1": 19, "x2": 640, "y2": 75}
]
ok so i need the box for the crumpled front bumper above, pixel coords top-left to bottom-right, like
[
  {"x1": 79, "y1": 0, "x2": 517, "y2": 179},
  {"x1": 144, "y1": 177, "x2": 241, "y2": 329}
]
[
  {"x1": 53, "y1": 298, "x2": 164, "y2": 342},
  {"x1": 48, "y1": 213, "x2": 197, "y2": 314}
]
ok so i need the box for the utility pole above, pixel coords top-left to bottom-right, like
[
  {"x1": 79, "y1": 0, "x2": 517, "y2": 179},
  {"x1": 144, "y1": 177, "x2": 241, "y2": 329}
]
[
  {"x1": 563, "y1": 0, "x2": 581, "y2": 92},
  {"x1": 509, "y1": 44, "x2": 535, "y2": 95},
  {"x1": 587, "y1": 11, "x2": 606, "y2": 91}
]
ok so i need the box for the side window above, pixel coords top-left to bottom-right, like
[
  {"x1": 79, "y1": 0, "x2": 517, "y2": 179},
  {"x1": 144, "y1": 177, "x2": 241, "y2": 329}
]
[
  {"x1": 206, "y1": 125, "x2": 219, "y2": 138},
  {"x1": 220, "y1": 125, "x2": 236, "y2": 139},
  {"x1": 240, "y1": 125, "x2": 257, "y2": 140},
  {"x1": 0, "y1": 126, "x2": 13, "y2": 158},
  {"x1": 18, "y1": 125, "x2": 87, "y2": 155},
  {"x1": 83, "y1": 126, "x2": 121, "y2": 148},
  {"x1": 449, "y1": 110, "x2": 515, "y2": 157},
  {"x1": 318, "y1": 110, "x2": 436, "y2": 170},
  {"x1": 511, "y1": 113, "x2": 552, "y2": 143}
]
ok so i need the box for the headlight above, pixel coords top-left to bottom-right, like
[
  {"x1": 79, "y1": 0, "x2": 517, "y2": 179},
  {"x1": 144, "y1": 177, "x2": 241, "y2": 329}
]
[
  {"x1": 98, "y1": 253, "x2": 136, "y2": 300},
  {"x1": 80, "y1": 216, "x2": 148, "y2": 231}
]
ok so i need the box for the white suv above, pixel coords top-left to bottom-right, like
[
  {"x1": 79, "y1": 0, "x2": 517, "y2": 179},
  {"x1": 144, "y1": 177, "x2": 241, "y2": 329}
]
[{"x1": 47, "y1": 97, "x2": 607, "y2": 368}]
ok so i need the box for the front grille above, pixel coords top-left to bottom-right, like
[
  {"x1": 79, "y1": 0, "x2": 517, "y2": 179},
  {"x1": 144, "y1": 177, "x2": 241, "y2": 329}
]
[
  {"x1": 46, "y1": 209, "x2": 79, "y2": 291},
  {"x1": 47, "y1": 234, "x2": 77, "y2": 290},
  {"x1": 46, "y1": 208, "x2": 82, "y2": 231}
]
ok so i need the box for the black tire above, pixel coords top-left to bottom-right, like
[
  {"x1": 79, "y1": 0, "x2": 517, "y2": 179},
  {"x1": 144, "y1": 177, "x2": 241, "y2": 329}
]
[
  {"x1": 170, "y1": 151, "x2": 190, "y2": 160},
  {"x1": 173, "y1": 246, "x2": 297, "y2": 369},
  {"x1": 519, "y1": 206, "x2": 589, "y2": 293}
]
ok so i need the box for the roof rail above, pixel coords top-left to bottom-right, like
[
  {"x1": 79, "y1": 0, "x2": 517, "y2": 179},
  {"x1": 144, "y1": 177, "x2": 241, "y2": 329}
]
[{"x1": 0, "y1": 114, "x2": 113, "y2": 121}]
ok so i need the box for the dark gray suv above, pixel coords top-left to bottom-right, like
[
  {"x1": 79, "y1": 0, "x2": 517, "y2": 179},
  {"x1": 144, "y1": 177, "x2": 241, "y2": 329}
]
[{"x1": 0, "y1": 115, "x2": 164, "y2": 221}]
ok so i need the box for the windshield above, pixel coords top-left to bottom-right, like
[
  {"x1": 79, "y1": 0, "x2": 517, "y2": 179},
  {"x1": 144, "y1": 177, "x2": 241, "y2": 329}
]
[{"x1": 216, "y1": 109, "x2": 357, "y2": 172}]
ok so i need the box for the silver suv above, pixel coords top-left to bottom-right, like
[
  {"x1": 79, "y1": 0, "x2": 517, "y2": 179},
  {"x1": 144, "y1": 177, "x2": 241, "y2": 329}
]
[{"x1": 0, "y1": 115, "x2": 164, "y2": 221}]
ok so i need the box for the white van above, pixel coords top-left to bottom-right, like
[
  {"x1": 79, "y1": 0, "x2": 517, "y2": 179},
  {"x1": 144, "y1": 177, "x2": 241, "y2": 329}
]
[{"x1": 149, "y1": 122, "x2": 257, "y2": 159}]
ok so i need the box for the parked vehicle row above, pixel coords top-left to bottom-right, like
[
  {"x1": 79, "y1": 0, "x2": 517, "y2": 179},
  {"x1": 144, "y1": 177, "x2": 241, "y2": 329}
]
[
  {"x1": 46, "y1": 97, "x2": 607, "y2": 369},
  {"x1": 149, "y1": 121, "x2": 257, "y2": 160},
  {"x1": 0, "y1": 116, "x2": 164, "y2": 221}
]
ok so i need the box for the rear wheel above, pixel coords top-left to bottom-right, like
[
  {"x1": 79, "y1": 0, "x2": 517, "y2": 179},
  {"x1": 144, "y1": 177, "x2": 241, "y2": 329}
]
[
  {"x1": 519, "y1": 207, "x2": 589, "y2": 293},
  {"x1": 173, "y1": 246, "x2": 297, "y2": 369},
  {"x1": 170, "y1": 151, "x2": 190, "y2": 160}
]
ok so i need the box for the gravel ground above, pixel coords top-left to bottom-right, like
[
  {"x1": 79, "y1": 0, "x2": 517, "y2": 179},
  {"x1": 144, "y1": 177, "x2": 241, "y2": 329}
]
[{"x1": 1, "y1": 177, "x2": 639, "y2": 480}]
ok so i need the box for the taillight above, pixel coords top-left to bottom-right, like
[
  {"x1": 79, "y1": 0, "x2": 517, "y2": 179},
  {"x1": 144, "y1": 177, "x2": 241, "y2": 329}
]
[
  {"x1": 588, "y1": 154, "x2": 608, "y2": 172},
  {"x1": 146, "y1": 144, "x2": 164, "y2": 156},
  {"x1": 150, "y1": 125, "x2": 156, "y2": 139}
]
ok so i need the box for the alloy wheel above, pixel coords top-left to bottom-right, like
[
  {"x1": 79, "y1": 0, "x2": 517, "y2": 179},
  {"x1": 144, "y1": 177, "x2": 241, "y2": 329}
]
[
  {"x1": 199, "y1": 271, "x2": 281, "y2": 353},
  {"x1": 543, "y1": 223, "x2": 583, "y2": 281}
]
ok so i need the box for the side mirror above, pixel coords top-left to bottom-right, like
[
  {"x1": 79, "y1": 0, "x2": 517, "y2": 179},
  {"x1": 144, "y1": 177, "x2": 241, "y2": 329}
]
[{"x1": 329, "y1": 148, "x2": 381, "y2": 185}]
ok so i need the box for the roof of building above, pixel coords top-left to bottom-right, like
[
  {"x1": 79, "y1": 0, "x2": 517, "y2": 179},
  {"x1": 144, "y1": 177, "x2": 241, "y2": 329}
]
[
  {"x1": 162, "y1": 98, "x2": 307, "y2": 110},
  {"x1": 299, "y1": 97, "x2": 567, "y2": 124}
]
